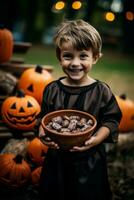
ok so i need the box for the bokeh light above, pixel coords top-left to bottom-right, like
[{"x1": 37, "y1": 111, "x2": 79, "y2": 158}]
[
  {"x1": 126, "y1": 11, "x2": 134, "y2": 21},
  {"x1": 105, "y1": 12, "x2": 115, "y2": 22},
  {"x1": 72, "y1": 1, "x2": 82, "y2": 10},
  {"x1": 55, "y1": 1, "x2": 65, "y2": 10}
]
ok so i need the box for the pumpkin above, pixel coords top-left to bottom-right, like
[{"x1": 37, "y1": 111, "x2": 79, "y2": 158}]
[
  {"x1": 1, "y1": 90, "x2": 41, "y2": 131},
  {"x1": 0, "y1": 153, "x2": 31, "y2": 188},
  {"x1": 31, "y1": 166, "x2": 42, "y2": 185},
  {"x1": 17, "y1": 65, "x2": 53, "y2": 104},
  {"x1": 27, "y1": 137, "x2": 48, "y2": 166},
  {"x1": 0, "y1": 25, "x2": 13, "y2": 63},
  {"x1": 116, "y1": 94, "x2": 134, "y2": 133}
]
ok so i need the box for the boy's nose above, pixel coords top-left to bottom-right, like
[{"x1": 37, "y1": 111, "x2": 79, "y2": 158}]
[{"x1": 71, "y1": 57, "x2": 80, "y2": 66}]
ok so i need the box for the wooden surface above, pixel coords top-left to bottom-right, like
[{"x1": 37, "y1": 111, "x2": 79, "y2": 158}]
[
  {"x1": 0, "y1": 62, "x2": 53, "y2": 77},
  {"x1": 13, "y1": 42, "x2": 32, "y2": 54},
  {"x1": 0, "y1": 41, "x2": 54, "y2": 77}
]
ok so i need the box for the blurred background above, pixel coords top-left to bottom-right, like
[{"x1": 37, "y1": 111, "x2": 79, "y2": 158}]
[
  {"x1": 0, "y1": 1, "x2": 134, "y2": 200},
  {"x1": 0, "y1": 0, "x2": 134, "y2": 99},
  {"x1": 0, "y1": 0, "x2": 134, "y2": 51}
]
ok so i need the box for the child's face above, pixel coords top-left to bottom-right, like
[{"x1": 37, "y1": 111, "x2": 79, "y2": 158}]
[{"x1": 59, "y1": 41, "x2": 98, "y2": 83}]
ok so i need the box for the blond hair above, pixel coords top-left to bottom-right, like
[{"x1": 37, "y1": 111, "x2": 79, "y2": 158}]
[{"x1": 53, "y1": 19, "x2": 102, "y2": 60}]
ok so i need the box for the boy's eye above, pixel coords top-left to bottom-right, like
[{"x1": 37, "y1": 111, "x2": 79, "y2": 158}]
[
  {"x1": 62, "y1": 54, "x2": 72, "y2": 60},
  {"x1": 80, "y1": 54, "x2": 88, "y2": 59}
]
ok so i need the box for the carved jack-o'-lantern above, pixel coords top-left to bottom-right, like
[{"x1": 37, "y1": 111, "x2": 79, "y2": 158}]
[
  {"x1": 28, "y1": 137, "x2": 48, "y2": 166},
  {"x1": 116, "y1": 94, "x2": 134, "y2": 133},
  {"x1": 0, "y1": 25, "x2": 13, "y2": 63},
  {"x1": 1, "y1": 90, "x2": 41, "y2": 130},
  {"x1": 17, "y1": 65, "x2": 53, "y2": 104},
  {"x1": 0, "y1": 153, "x2": 31, "y2": 188}
]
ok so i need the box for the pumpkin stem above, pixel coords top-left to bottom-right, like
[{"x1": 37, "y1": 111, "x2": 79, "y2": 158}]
[
  {"x1": 35, "y1": 65, "x2": 43, "y2": 73},
  {"x1": 13, "y1": 154, "x2": 23, "y2": 164},
  {"x1": 120, "y1": 94, "x2": 126, "y2": 100},
  {"x1": 16, "y1": 90, "x2": 25, "y2": 98}
]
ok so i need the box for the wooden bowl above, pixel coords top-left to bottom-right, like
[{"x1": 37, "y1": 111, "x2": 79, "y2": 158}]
[{"x1": 41, "y1": 109, "x2": 97, "y2": 150}]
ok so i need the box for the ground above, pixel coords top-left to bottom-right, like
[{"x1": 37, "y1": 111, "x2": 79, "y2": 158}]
[
  {"x1": 0, "y1": 132, "x2": 134, "y2": 200},
  {"x1": 108, "y1": 133, "x2": 134, "y2": 200}
]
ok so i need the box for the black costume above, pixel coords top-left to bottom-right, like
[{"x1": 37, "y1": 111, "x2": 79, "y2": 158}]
[{"x1": 38, "y1": 77, "x2": 122, "y2": 200}]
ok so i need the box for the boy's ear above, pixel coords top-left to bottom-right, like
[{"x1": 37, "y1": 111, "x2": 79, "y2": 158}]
[{"x1": 93, "y1": 53, "x2": 103, "y2": 64}]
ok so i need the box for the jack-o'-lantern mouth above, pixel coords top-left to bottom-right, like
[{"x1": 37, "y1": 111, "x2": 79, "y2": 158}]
[{"x1": 4, "y1": 111, "x2": 38, "y2": 125}]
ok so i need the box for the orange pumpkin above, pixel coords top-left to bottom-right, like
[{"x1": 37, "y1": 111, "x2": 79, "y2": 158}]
[
  {"x1": 28, "y1": 137, "x2": 48, "y2": 166},
  {"x1": 0, "y1": 25, "x2": 13, "y2": 63},
  {"x1": 17, "y1": 65, "x2": 53, "y2": 104},
  {"x1": 116, "y1": 94, "x2": 134, "y2": 133},
  {"x1": 0, "y1": 153, "x2": 31, "y2": 188},
  {"x1": 31, "y1": 166, "x2": 42, "y2": 185},
  {"x1": 1, "y1": 90, "x2": 41, "y2": 131}
]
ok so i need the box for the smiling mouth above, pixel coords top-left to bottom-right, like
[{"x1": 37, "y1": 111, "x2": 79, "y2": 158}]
[{"x1": 69, "y1": 68, "x2": 83, "y2": 72}]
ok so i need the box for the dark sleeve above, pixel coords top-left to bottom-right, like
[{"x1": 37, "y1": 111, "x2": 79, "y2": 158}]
[
  {"x1": 34, "y1": 84, "x2": 53, "y2": 133},
  {"x1": 99, "y1": 84, "x2": 122, "y2": 143}
]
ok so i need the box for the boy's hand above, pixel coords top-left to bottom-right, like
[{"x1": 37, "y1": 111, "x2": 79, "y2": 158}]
[
  {"x1": 69, "y1": 127, "x2": 110, "y2": 152},
  {"x1": 39, "y1": 125, "x2": 59, "y2": 149},
  {"x1": 69, "y1": 136, "x2": 97, "y2": 152},
  {"x1": 40, "y1": 136, "x2": 59, "y2": 149}
]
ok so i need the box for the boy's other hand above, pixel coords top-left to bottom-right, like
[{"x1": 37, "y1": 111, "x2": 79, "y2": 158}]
[
  {"x1": 69, "y1": 136, "x2": 97, "y2": 152},
  {"x1": 39, "y1": 125, "x2": 59, "y2": 149}
]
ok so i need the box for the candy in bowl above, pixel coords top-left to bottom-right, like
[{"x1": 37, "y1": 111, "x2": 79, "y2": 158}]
[{"x1": 41, "y1": 109, "x2": 97, "y2": 150}]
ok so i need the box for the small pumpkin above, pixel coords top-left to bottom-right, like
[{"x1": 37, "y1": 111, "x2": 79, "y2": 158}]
[
  {"x1": 0, "y1": 153, "x2": 31, "y2": 188},
  {"x1": 116, "y1": 94, "x2": 134, "y2": 133},
  {"x1": 27, "y1": 137, "x2": 48, "y2": 166},
  {"x1": 0, "y1": 25, "x2": 13, "y2": 63},
  {"x1": 31, "y1": 166, "x2": 42, "y2": 185},
  {"x1": 17, "y1": 65, "x2": 53, "y2": 104},
  {"x1": 1, "y1": 90, "x2": 41, "y2": 131}
]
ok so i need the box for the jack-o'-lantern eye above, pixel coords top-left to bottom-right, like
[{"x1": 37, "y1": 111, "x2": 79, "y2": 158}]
[
  {"x1": 10, "y1": 103, "x2": 16, "y2": 109},
  {"x1": 27, "y1": 101, "x2": 33, "y2": 107},
  {"x1": 27, "y1": 84, "x2": 33, "y2": 92}
]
